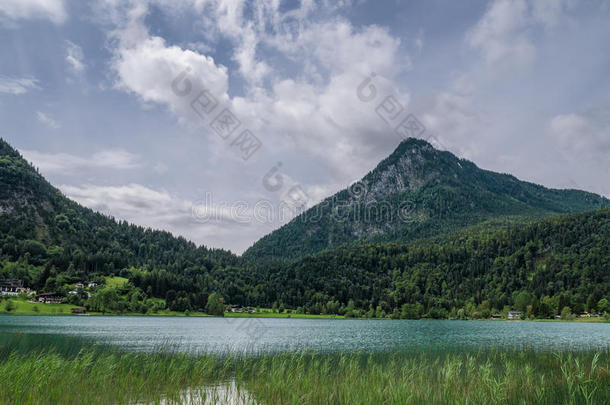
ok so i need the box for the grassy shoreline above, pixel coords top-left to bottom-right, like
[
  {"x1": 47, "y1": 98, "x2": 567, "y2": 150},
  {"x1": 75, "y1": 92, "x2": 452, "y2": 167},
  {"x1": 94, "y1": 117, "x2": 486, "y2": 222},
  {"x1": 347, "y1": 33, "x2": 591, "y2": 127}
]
[
  {"x1": 0, "y1": 307, "x2": 343, "y2": 319},
  {"x1": 1, "y1": 298, "x2": 607, "y2": 322},
  {"x1": 2, "y1": 309, "x2": 607, "y2": 323},
  {"x1": 0, "y1": 333, "x2": 609, "y2": 404}
]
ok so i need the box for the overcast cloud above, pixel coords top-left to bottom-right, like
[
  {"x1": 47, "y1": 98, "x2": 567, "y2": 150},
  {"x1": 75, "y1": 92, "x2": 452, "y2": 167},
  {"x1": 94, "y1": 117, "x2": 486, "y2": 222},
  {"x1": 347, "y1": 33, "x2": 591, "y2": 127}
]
[{"x1": 1, "y1": 0, "x2": 609, "y2": 253}]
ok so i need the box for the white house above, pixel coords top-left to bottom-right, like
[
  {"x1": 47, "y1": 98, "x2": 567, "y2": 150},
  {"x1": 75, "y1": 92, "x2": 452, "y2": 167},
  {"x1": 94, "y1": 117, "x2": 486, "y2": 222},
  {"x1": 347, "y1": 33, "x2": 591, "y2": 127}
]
[{"x1": 0, "y1": 279, "x2": 25, "y2": 296}]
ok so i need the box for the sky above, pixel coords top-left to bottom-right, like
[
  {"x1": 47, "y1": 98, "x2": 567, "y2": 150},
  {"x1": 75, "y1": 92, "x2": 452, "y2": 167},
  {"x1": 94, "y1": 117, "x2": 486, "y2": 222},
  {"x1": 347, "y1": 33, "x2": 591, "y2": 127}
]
[{"x1": 0, "y1": 0, "x2": 609, "y2": 254}]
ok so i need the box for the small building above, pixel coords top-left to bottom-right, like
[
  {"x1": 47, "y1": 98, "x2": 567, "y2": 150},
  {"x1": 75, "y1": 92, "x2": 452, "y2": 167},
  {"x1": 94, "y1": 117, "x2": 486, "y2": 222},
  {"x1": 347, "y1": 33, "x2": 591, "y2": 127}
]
[
  {"x1": 71, "y1": 308, "x2": 85, "y2": 314},
  {"x1": 580, "y1": 312, "x2": 591, "y2": 318},
  {"x1": 230, "y1": 305, "x2": 243, "y2": 313},
  {"x1": 507, "y1": 311, "x2": 522, "y2": 320},
  {"x1": 75, "y1": 283, "x2": 85, "y2": 289},
  {"x1": 0, "y1": 279, "x2": 24, "y2": 295},
  {"x1": 491, "y1": 314, "x2": 502, "y2": 319},
  {"x1": 36, "y1": 292, "x2": 63, "y2": 304},
  {"x1": 87, "y1": 282, "x2": 98, "y2": 288}
]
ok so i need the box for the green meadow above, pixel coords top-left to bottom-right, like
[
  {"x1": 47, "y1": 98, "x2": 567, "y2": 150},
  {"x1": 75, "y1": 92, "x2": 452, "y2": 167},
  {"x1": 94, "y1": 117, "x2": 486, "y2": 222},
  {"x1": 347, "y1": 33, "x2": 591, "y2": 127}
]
[
  {"x1": 0, "y1": 333, "x2": 608, "y2": 405},
  {"x1": 0, "y1": 298, "x2": 344, "y2": 319},
  {"x1": 103, "y1": 276, "x2": 130, "y2": 287},
  {"x1": 0, "y1": 298, "x2": 210, "y2": 317},
  {"x1": 0, "y1": 298, "x2": 82, "y2": 315},
  {"x1": 3, "y1": 299, "x2": 606, "y2": 322}
]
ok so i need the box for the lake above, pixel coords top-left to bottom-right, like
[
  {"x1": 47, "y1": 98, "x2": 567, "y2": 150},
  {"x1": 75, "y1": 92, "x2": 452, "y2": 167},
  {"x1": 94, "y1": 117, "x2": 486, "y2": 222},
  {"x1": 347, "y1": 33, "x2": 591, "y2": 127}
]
[{"x1": 1, "y1": 315, "x2": 608, "y2": 354}]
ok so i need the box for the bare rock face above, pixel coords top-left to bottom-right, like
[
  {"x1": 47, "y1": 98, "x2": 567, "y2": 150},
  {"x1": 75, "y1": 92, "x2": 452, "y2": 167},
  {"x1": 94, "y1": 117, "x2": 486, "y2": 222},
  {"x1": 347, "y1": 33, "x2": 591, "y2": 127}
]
[
  {"x1": 243, "y1": 137, "x2": 609, "y2": 260},
  {"x1": 365, "y1": 144, "x2": 439, "y2": 200}
]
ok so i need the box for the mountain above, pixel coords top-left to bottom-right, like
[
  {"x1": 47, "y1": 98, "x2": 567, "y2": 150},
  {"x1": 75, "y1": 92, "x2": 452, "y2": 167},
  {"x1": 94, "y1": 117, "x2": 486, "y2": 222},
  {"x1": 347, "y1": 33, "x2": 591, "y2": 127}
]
[
  {"x1": 0, "y1": 138, "x2": 239, "y2": 310},
  {"x1": 1, "y1": 138, "x2": 608, "y2": 317},
  {"x1": 243, "y1": 138, "x2": 609, "y2": 260},
  {"x1": 249, "y1": 209, "x2": 610, "y2": 317}
]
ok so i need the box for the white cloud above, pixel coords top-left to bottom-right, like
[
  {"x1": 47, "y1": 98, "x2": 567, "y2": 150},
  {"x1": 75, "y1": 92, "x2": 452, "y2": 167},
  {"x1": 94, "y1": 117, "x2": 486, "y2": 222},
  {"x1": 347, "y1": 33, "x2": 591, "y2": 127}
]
[
  {"x1": 543, "y1": 104, "x2": 610, "y2": 198},
  {"x1": 0, "y1": 76, "x2": 39, "y2": 94},
  {"x1": 466, "y1": 0, "x2": 572, "y2": 70},
  {"x1": 422, "y1": 0, "x2": 575, "y2": 163},
  {"x1": 112, "y1": 34, "x2": 229, "y2": 126},
  {"x1": 301, "y1": 21, "x2": 403, "y2": 77},
  {"x1": 65, "y1": 40, "x2": 85, "y2": 75},
  {"x1": 101, "y1": 0, "x2": 231, "y2": 106},
  {"x1": 4, "y1": 0, "x2": 606, "y2": 253},
  {"x1": 466, "y1": 0, "x2": 535, "y2": 69},
  {"x1": 60, "y1": 183, "x2": 186, "y2": 219},
  {"x1": 420, "y1": 89, "x2": 484, "y2": 160},
  {"x1": 0, "y1": 0, "x2": 67, "y2": 24},
  {"x1": 547, "y1": 107, "x2": 610, "y2": 156},
  {"x1": 531, "y1": 0, "x2": 571, "y2": 27},
  {"x1": 60, "y1": 183, "x2": 202, "y2": 241},
  {"x1": 104, "y1": 1, "x2": 407, "y2": 182},
  {"x1": 36, "y1": 111, "x2": 61, "y2": 129},
  {"x1": 59, "y1": 183, "x2": 282, "y2": 253},
  {"x1": 22, "y1": 149, "x2": 141, "y2": 174}
]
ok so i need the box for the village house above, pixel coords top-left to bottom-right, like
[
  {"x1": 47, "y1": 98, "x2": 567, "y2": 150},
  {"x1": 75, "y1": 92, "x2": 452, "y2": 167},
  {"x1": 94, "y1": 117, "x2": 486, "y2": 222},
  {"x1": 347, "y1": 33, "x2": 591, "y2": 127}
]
[
  {"x1": 507, "y1": 311, "x2": 522, "y2": 320},
  {"x1": 36, "y1": 292, "x2": 64, "y2": 304},
  {"x1": 87, "y1": 282, "x2": 98, "y2": 288},
  {"x1": 0, "y1": 279, "x2": 26, "y2": 296}
]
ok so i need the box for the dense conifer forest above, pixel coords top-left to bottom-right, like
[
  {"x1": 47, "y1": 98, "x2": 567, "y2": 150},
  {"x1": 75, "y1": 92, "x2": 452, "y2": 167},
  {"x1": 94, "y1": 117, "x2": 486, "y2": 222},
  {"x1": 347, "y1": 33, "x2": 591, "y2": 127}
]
[{"x1": 1, "y1": 138, "x2": 608, "y2": 318}]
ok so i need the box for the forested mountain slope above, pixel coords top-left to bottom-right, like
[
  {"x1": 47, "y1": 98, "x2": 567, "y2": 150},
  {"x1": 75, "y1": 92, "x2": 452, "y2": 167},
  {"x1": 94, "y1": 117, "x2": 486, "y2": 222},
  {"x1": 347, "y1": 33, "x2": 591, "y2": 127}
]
[
  {"x1": 0, "y1": 139, "x2": 238, "y2": 304},
  {"x1": 243, "y1": 138, "x2": 609, "y2": 260},
  {"x1": 247, "y1": 209, "x2": 610, "y2": 317},
  {"x1": 1, "y1": 138, "x2": 608, "y2": 317}
]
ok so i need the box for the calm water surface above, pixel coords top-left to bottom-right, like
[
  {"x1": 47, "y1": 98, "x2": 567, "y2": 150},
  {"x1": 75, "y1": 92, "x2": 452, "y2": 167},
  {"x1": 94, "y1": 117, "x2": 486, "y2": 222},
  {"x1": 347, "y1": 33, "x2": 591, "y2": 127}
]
[{"x1": 1, "y1": 315, "x2": 608, "y2": 354}]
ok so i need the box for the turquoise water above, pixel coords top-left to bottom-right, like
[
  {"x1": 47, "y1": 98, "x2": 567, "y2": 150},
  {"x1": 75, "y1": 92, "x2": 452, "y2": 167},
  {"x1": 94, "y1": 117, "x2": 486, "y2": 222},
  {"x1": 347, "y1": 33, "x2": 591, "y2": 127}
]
[{"x1": 0, "y1": 315, "x2": 608, "y2": 354}]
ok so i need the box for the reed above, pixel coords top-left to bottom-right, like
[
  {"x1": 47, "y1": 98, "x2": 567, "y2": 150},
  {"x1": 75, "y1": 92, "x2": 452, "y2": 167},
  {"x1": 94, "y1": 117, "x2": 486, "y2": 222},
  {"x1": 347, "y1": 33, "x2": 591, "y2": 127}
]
[
  {"x1": 0, "y1": 334, "x2": 608, "y2": 404},
  {"x1": 237, "y1": 349, "x2": 610, "y2": 405}
]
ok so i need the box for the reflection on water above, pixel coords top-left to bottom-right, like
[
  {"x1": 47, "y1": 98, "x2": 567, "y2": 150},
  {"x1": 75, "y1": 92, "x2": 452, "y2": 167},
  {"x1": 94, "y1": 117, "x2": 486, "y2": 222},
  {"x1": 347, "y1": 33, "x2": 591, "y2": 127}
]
[{"x1": 137, "y1": 381, "x2": 257, "y2": 405}]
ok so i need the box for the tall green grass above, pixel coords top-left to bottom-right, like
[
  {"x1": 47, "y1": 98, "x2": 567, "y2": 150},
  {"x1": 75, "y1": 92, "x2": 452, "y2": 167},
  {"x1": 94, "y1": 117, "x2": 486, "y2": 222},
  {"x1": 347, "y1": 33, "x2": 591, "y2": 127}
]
[
  {"x1": 237, "y1": 349, "x2": 609, "y2": 405},
  {"x1": 0, "y1": 334, "x2": 241, "y2": 404},
  {"x1": 0, "y1": 333, "x2": 608, "y2": 404}
]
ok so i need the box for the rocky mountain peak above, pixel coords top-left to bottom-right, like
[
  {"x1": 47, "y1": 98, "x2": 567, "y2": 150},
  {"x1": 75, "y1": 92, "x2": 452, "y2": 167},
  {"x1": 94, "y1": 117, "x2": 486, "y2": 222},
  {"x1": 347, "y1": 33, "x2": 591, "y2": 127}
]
[{"x1": 358, "y1": 138, "x2": 459, "y2": 200}]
